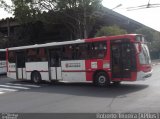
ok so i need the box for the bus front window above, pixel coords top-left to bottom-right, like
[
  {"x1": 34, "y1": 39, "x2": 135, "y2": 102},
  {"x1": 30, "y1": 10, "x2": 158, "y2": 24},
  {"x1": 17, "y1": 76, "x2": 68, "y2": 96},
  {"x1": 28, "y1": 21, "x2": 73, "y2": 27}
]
[{"x1": 139, "y1": 44, "x2": 151, "y2": 65}]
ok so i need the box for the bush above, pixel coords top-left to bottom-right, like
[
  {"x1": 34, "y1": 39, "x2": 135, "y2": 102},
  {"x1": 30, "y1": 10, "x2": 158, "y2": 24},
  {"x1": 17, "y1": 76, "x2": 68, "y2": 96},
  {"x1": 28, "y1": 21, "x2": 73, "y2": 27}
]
[{"x1": 95, "y1": 25, "x2": 127, "y2": 37}]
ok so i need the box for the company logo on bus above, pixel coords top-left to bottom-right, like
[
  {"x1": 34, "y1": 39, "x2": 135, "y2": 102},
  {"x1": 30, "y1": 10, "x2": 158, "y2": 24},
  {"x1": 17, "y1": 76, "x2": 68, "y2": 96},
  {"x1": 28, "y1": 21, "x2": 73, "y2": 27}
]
[{"x1": 65, "y1": 63, "x2": 81, "y2": 68}]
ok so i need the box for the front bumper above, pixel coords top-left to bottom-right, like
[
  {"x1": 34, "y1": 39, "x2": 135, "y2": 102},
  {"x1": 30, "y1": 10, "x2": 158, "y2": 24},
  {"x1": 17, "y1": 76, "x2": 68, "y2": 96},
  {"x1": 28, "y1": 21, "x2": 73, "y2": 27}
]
[{"x1": 136, "y1": 70, "x2": 153, "y2": 81}]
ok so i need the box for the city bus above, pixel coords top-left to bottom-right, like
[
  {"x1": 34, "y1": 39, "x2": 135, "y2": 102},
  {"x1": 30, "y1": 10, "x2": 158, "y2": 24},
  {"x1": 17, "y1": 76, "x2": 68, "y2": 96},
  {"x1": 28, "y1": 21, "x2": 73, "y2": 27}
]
[
  {"x1": 0, "y1": 49, "x2": 7, "y2": 75},
  {"x1": 6, "y1": 34, "x2": 152, "y2": 86}
]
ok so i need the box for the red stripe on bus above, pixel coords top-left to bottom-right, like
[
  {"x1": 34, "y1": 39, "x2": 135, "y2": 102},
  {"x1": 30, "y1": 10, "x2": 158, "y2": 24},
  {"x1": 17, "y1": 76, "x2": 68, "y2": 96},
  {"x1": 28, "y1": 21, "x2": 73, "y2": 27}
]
[
  {"x1": 62, "y1": 70, "x2": 93, "y2": 72},
  {"x1": 8, "y1": 71, "x2": 16, "y2": 72}
]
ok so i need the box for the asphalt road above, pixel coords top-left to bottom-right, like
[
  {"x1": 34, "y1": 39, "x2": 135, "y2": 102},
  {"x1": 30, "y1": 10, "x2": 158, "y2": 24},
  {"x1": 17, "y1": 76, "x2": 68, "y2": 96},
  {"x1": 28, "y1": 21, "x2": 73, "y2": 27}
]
[{"x1": 0, "y1": 65, "x2": 160, "y2": 113}]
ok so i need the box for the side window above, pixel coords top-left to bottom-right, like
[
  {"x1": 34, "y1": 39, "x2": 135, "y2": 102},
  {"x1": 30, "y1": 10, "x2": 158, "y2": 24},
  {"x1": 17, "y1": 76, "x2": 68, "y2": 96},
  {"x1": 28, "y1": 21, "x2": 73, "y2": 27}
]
[
  {"x1": 61, "y1": 42, "x2": 107, "y2": 60},
  {"x1": 38, "y1": 48, "x2": 48, "y2": 61},
  {"x1": 0, "y1": 52, "x2": 6, "y2": 60},
  {"x1": 26, "y1": 49, "x2": 37, "y2": 62},
  {"x1": 9, "y1": 51, "x2": 16, "y2": 63},
  {"x1": 27, "y1": 48, "x2": 47, "y2": 62},
  {"x1": 62, "y1": 44, "x2": 90, "y2": 60},
  {"x1": 62, "y1": 45, "x2": 74, "y2": 60},
  {"x1": 75, "y1": 44, "x2": 89, "y2": 59},
  {"x1": 90, "y1": 41, "x2": 107, "y2": 59}
]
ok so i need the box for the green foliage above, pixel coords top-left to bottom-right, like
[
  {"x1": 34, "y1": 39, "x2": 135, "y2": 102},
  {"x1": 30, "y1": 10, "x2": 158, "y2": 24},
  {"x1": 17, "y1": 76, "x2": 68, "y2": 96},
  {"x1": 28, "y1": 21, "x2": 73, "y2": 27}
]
[
  {"x1": 0, "y1": 0, "x2": 12, "y2": 13},
  {"x1": 10, "y1": 0, "x2": 103, "y2": 39},
  {"x1": 95, "y1": 25, "x2": 127, "y2": 37},
  {"x1": 12, "y1": 0, "x2": 40, "y2": 23},
  {"x1": 135, "y1": 27, "x2": 157, "y2": 42}
]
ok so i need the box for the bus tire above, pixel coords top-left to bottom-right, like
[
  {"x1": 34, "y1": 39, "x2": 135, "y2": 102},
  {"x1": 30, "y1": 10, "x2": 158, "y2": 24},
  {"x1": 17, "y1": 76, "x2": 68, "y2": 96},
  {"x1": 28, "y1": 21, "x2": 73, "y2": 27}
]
[
  {"x1": 31, "y1": 71, "x2": 42, "y2": 84},
  {"x1": 94, "y1": 72, "x2": 110, "y2": 87}
]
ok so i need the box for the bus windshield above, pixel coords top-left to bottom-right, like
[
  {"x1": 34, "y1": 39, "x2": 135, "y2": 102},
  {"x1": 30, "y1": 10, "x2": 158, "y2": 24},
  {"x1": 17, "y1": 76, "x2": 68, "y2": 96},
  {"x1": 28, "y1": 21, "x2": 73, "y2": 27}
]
[{"x1": 139, "y1": 44, "x2": 151, "y2": 65}]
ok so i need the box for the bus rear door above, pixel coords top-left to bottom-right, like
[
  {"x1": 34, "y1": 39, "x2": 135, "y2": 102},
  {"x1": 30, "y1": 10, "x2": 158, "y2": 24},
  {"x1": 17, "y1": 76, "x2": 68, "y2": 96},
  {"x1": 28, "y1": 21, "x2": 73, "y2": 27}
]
[
  {"x1": 16, "y1": 51, "x2": 26, "y2": 79},
  {"x1": 49, "y1": 48, "x2": 62, "y2": 81}
]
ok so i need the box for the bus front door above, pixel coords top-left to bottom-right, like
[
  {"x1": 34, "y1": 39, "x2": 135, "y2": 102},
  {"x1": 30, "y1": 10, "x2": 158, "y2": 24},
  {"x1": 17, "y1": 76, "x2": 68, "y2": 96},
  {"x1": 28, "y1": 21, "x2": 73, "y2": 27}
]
[
  {"x1": 16, "y1": 52, "x2": 26, "y2": 79},
  {"x1": 111, "y1": 41, "x2": 135, "y2": 81},
  {"x1": 49, "y1": 49, "x2": 62, "y2": 81}
]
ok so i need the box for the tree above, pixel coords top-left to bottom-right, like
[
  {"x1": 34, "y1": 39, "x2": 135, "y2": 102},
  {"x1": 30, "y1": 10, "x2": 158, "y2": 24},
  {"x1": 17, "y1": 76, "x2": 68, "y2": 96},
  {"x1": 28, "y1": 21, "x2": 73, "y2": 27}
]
[
  {"x1": 2, "y1": 0, "x2": 103, "y2": 39},
  {"x1": 0, "y1": 0, "x2": 12, "y2": 13},
  {"x1": 135, "y1": 27, "x2": 158, "y2": 42},
  {"x1": 95, "y1": 25, "x2": 127, "y2": 37}
]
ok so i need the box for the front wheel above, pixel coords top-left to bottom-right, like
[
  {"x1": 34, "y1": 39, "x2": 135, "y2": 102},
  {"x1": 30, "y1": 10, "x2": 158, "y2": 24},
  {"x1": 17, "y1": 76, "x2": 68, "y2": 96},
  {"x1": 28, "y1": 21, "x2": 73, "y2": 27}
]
[
  {"x1": 94, "y1": 72, "x2": 110, "y2": 87},
  {"x1": 31, "y1": 71, "x2": 42, "y2": 84}
]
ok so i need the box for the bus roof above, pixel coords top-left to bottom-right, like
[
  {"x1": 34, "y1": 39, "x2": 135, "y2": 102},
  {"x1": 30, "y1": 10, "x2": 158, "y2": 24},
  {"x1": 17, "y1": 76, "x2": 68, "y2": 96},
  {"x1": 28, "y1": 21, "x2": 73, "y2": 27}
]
[
  {"x1": 7, "y1": 34, "x2": 140, "y2": 51},
  {"x1": 85, "y1": 34, "x2": 139, "y2": 42},
  {"x1": 8, "y1": 39, "x2": 85, "y2": 51}
]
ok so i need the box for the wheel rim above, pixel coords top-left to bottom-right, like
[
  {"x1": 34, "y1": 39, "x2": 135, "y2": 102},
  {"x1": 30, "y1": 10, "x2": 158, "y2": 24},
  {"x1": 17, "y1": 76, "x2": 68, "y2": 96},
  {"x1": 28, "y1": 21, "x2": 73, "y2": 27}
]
[{"x1": 98, "y1": 75, "x2": 106, "y2": 84}]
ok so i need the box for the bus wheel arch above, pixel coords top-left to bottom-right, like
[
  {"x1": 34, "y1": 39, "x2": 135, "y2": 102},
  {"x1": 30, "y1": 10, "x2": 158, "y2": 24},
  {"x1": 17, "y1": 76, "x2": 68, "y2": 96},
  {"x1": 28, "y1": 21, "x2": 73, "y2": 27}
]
[
  {"x1": 31, "y1": 71, "x2": 42, "y2": 84},
  {"x1": 93, "y1": 70, "x2": 110, "y2": 87}
]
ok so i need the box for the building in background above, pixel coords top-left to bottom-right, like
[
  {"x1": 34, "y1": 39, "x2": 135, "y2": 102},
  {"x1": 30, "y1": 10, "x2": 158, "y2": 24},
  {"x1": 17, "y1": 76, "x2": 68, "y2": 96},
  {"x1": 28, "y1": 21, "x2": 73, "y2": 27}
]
[{"x1": 0, "y1": 7, "x2": 158, "y2": 48}]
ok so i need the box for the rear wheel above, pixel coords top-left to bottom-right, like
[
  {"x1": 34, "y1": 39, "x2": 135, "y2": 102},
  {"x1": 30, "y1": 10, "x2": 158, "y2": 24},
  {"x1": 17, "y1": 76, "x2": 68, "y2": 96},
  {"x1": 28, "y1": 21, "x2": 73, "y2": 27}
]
[
  {"x1": 94, "y1": 72, "x2": 110, "y2": 87},
  {"x1": 31, "y1": 71, "x2": 42, "y2": 84}
]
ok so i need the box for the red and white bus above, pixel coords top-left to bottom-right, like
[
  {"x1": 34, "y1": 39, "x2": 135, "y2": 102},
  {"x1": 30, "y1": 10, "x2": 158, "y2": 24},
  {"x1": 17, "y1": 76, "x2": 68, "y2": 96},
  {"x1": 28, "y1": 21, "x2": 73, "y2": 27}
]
[
  {"x1": 6, "y1": 34, "x2": 152, "y2": 86},
  {"x1": 0, "y1": 49, "x2": 7, "y2": 75}
]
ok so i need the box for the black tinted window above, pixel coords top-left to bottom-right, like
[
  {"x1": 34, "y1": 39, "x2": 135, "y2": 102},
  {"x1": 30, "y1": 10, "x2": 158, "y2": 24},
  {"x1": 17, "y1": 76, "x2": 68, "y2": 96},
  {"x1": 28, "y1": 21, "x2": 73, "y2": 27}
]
[
  {"x1": 0, "y1": 52, "x2": 6, "y2": 60},
  {"x1": 9, "y1": 51, "x2": 16, "y2": 63}
]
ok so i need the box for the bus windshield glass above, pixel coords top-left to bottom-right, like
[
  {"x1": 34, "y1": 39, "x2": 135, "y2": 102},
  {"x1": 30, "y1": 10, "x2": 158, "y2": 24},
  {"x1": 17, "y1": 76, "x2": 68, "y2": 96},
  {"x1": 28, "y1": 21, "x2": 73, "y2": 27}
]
[{"x1": 139, "y1": 44, "x2": 151, "y2": 65}]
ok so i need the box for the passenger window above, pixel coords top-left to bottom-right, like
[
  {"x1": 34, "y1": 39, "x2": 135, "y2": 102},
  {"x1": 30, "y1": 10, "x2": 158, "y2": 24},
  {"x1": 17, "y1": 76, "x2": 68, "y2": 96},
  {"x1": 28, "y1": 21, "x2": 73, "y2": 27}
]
[
  {"x1": 26, "y1": 48, "x2": 47, "y2": 62},
  {"x1": 62, "y1": 45, "x2": 74, "y2": 60},
  {"x1": 74, "y1": 44, "x2": 88, "y2": 59},
  {"x1": 9, "y1": 51, "x2": 16, "y2": 63},
  {"x1": 90, "y1": 41, "x2": 107, "y2": 59}
]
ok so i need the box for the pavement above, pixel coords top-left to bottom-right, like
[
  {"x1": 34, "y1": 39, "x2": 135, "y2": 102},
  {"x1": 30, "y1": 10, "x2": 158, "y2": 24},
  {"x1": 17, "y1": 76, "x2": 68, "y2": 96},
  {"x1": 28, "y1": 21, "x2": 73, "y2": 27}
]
[
  {"x1": 0, "y1": 60, "x2": 159, "y2": 114},
  {"x1": 152, "y1": 59, "x2": 160, "y2": 66}
]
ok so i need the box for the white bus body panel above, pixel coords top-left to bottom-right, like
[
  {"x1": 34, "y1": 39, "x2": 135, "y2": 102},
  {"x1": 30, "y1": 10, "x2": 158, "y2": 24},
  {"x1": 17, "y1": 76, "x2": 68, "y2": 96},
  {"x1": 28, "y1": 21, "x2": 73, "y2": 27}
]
[
  {"x1": 50, "y1": 67, "x2": 62, "y2": 80},
  {"x1": 23, "y1": 68, "x2": 27, "y2": 79},
  {"x1": 17, "y1": 68, "x2": 22, "y2": 79},
  {"x1": 0, "y1": 60, "x2": 7, "y2": 74},
  {"x1": 61, "y1": 60, "x2": 86, "y2": 82},
  {"x1": 57, "y1": 67, "x2": 62, "y2": 79},
  {"x1": 7, "y1": 63, "x2": 17, "y2": 79},
  {"x1": 137, "y1": 70, "x2": 152, "y2": 81},
  {"x1": 26, "y1": 62, "x2": 49, "y2": 81},
  {"x1": 17, "y1": 68, "x2": 27, "y2": 79},
  {"x1": 51, "y1": 67, "x2": 56, "y2": 79}
]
